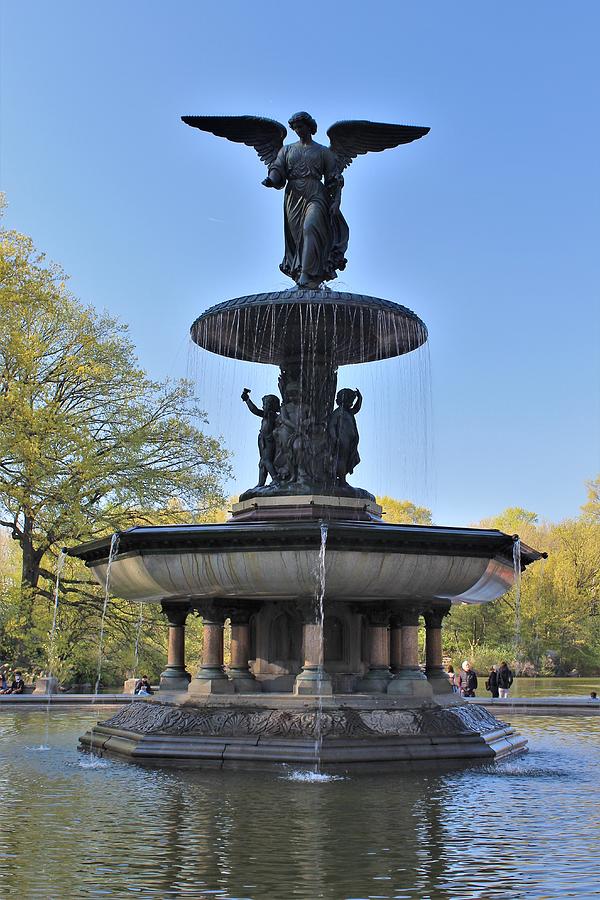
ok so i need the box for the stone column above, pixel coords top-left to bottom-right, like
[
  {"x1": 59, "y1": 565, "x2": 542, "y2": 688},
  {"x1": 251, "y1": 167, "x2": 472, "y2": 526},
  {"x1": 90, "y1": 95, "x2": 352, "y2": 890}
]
[
  {"x1": 389, "y1": 613, "x2": 403, "y2": 675},
  {"x1": 227, "y1": 606, "x2": 261, "y2": 693},
  {"x1": 293, "y1": 602, "x2": 333, "y2": 696},
  {"x1": 357, "y1": 607, "x2": 391, "y2": 693},
  {"x1": 424, "y1": 605, "x2": 452, "y2": 693},
  {"x1": 160, "y1": 602, "x2": 192, "y2": 692},
  {"x1": 189, "y1": 604, "x2": 234, "y2": 695},
  {"x1": 388, "y1": 607, "x2": 432, "y2": 698}
]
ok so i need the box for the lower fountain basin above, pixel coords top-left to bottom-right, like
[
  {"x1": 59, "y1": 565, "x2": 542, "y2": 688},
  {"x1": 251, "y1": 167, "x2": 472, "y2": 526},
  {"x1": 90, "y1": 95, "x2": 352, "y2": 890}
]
[
  {"x1": 79, "y1": 693, "x2": 527, "y2": 770},
  {"x1": 69, "y1": 521, "x2": 543, "y2": 606}
]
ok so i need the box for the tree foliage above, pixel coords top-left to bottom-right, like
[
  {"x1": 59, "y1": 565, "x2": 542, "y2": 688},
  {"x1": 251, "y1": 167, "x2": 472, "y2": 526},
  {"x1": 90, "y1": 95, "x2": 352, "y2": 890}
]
[
  {"x1": 377, "y1": 496, "x2": 432, "y2": 525},
  {"x1": 0, "y1": 220, "x2": 230, "y2": 677},
  {"x1": 444, "y1": 491, "x2": 600, "y2": 675}
]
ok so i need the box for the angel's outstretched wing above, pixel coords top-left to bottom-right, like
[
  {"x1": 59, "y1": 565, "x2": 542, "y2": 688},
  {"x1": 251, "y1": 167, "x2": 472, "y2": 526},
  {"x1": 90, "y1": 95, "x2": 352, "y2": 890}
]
[
  {"x1": 327, "y1": 120, "x2": 429, "y2": 173},
  {"x1": 181, "y1": 115, "x2": 287, "y2": 167}
]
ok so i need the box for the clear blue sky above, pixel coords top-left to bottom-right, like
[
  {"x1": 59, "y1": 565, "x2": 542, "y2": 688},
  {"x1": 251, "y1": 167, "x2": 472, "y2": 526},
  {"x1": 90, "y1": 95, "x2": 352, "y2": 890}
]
[{"x1": 1, "y1": 1, "x2": 598, "y2": 525}]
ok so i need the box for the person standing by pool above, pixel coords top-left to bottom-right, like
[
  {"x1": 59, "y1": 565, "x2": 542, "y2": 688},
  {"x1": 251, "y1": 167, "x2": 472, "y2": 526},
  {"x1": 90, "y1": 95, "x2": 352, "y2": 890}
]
[
  {"x1": 461, "y1": 661, "x2": 478, "y2": 697},
  {"x1": 497, "y1": 661, "x2": 514, "y2": 699},
  {"x1": 446, "y1": 664, "x2": 461, "y2": 693},
  {"x1": 485, "y1": 666, "x2": 499, "y2": 698}
]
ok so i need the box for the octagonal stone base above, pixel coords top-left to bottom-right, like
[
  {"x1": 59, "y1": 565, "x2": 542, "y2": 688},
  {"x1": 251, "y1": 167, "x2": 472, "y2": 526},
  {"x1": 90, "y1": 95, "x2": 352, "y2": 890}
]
[{"x1": 79, "y1": 694, "x2": 526, "y2": 771}]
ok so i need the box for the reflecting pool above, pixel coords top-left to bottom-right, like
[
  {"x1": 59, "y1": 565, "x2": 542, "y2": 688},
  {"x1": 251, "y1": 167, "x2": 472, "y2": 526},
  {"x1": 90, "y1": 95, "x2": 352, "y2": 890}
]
[{"x1": 0, "y1": 709, "x2": 599, "y2": 898}]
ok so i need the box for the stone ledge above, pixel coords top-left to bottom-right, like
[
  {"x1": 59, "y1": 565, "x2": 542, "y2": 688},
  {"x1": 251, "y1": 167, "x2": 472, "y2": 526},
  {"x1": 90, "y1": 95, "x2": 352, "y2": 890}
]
[{"x1": 231, "y1": 494, "x2": 382, "y2": 519}]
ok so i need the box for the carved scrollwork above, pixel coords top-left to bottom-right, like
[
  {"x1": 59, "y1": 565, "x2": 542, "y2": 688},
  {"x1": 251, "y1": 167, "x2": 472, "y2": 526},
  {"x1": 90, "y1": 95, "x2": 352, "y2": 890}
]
[{"x1": 101, "y1": 701, "x2": 505, "y2": 740}]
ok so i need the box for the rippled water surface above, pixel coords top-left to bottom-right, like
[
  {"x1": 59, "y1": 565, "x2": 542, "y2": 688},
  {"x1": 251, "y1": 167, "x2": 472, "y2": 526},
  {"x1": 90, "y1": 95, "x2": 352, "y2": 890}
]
[{"x1": 0, "y1": 709, "x2": 599, "y2": 898}]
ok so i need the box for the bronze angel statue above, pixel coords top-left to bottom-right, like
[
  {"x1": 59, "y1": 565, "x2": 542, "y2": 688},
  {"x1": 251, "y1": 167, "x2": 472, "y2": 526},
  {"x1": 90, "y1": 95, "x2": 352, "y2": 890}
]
[{"x1": 182, "y1": 111, "x2": 429, "y2": 289}]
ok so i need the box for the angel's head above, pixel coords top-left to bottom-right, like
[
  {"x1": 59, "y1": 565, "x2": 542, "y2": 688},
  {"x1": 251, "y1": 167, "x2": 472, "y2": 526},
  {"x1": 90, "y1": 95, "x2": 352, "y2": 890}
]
[{"x1": 288, "y1": 111, "x2": 317, "y2": 138}]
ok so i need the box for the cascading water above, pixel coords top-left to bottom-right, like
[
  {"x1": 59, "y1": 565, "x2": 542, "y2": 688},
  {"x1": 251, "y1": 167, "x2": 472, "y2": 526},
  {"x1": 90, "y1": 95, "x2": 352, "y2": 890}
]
[
  {"x1": 38, "y1": 550, "x2": 67, "y2": 750},
  {"x1": 94, "y1": 532, "x2": 120, "y2": 698},
  {"x1": 313, "y1": 522, "x2": 328, "y2": 771},
  {"x1": 129, "y1": 602, "x2": 144, "y2": 702},
  {"x1": 133, "y1": 603, "x2": 144, "y2": 675},
  {"x1": 513, "y1": 537, "x2": 522, "y2": 656},
  {"x1": 49, "y1": 550, "x2": 67, "y2": 667}
]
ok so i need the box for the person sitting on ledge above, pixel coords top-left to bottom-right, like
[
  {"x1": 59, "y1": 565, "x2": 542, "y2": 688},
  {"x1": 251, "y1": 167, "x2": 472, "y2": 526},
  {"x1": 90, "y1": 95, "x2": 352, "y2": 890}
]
[
  {"x1": 134, "y1": 675, "x2": 154, "y2": 696},
  {"x1": 0, "y1": 671, "x2": 25, "y2": 694},
  {"x1": 591, "y1": 692, "x2": 598, "y2": 700}
]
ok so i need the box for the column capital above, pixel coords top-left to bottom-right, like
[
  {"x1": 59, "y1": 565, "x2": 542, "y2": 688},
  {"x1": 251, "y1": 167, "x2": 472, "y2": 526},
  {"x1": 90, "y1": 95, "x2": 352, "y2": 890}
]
[
  {"x1": 193, "y1": 601, "x2": 228, "y2": 625},
  {"x1": 161, "y1": 601, "x2": 190, "y2": 628},
  {"x1": 391, "y1": 606, "x2": 423, "y2": 628},
  {"x1": 423, "y1": 604, "x2": 451, "y2": 629},
  {"x1": 224, "y1": 603, "x2": 261, "y2": 625},
  {"x1": 364, "y1": 605, "x2": 390, "y2": 628}
]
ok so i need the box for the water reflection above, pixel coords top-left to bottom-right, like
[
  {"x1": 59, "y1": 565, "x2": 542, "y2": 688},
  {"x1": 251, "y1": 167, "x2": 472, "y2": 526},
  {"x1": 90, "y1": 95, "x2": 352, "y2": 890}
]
[{"x1": 0, "y1": 710, "x2": 598, "y2": 898}]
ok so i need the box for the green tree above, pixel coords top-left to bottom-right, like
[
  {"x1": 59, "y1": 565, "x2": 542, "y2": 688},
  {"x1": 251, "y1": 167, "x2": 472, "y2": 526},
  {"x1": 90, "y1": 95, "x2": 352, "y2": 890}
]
[
  {"x1": 376, "y1": 496, "x2": 432, "y2": 525},
  {"x1": 444, "y1": 497, "x2": 600, "y2": 676},
  {"x1": 0, "y1": 220, "x2": 231, "y2": 671},
  {"x1": 581, "y1": 475, "x2": 600, "y2": 524}
]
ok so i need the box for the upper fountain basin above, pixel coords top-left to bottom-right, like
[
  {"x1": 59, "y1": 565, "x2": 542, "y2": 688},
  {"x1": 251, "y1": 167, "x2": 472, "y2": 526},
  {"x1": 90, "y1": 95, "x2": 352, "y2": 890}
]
[
  {"x1": 67, "y1": 522, "x2": 544, "y2": 607},
  {"x1": 190, "y1": 289, "x2": 427, "y2": 365}
]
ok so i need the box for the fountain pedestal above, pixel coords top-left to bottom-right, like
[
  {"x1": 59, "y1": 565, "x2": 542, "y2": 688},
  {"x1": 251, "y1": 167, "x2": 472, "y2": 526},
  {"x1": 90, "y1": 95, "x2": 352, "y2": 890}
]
[{"x1": 33, "y1": 676, "x2": 59, "y2": 695}]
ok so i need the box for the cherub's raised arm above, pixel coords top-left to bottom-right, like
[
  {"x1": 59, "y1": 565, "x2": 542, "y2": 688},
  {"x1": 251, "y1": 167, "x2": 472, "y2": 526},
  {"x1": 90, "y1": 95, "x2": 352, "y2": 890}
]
[
  {"x1": 351, "y1": 389, "x2": 362, "y2": 415},
  {"x1": 241, "y1": 388, "x2": 263, "y2": 418}
]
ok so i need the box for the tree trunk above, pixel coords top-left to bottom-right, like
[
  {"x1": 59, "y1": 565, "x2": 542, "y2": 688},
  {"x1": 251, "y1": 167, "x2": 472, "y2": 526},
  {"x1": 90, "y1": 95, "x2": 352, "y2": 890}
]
[{"x1": 20, "y1": 514, "x2": 44, "y2": 591}]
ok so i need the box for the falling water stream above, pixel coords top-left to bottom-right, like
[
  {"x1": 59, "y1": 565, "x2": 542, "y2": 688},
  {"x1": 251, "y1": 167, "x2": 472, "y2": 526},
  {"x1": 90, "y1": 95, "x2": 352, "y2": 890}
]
[
  {"x1": 313, "y1": 522, "x2": 328, "y2": 772},
  {"x1": 37, "y1": 550, "x2": 68, "y2": 749},
  {"x1": 94, "y1": 533, "x2": 120, "y2": 698},
  {"x1": 133, "y1": 604, "x2": 144, "y2": 675},
  {"x1": 513, "y1": 537, "x2": 522, "y2": 655},
  {"x1": 50, "y1": 551, "x2": 67, "y2": 655},
  {"x1": 189, "y1": 297, "x2": 433, "y2": 509}
]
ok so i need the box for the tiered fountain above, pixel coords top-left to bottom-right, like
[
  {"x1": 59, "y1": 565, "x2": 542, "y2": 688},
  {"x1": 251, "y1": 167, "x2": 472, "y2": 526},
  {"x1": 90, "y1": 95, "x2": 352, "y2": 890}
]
[{"x1": 70, "y1": 111, "x2": 544, "y2": 769}]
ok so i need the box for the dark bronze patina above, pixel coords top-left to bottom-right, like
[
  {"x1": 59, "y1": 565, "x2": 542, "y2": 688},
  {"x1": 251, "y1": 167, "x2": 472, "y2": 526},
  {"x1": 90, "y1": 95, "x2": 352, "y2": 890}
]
[{"x1": 182, "y1": 112, "x2": 429, "y2": 288}]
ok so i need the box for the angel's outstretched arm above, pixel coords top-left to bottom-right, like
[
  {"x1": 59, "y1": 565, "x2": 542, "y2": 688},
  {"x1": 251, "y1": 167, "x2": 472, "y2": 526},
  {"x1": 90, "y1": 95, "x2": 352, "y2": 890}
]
[{"x1": 263, "y1": 145, "x2": 287, "y2": 190}]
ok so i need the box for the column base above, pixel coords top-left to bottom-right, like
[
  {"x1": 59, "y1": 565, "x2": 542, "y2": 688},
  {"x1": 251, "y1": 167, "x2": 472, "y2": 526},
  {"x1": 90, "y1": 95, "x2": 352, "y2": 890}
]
[
  {"x1": 227, "y1": 668, "x2": 262, "y2": 694},
  {"x1": 189, "y1": 667, "x2": 234, "y2": 695},
  {"x1": 159, "y1": 667, "x2": 192, "y2": 692},
  {"x1": 356, "y1": 668, "x2": 392, "y2": 693},
  {"x1": 387, "y1": 668, "x2": 433, "y2": 698},
  {"x1": 293, "y1": 667, "x2": 333, "y2": 696},
  {"x1": 426, "y1": 667, "x2": 453, "y2": 694}
]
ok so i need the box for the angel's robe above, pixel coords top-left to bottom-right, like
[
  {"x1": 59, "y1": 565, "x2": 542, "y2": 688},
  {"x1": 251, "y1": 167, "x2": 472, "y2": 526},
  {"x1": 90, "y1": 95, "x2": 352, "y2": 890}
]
[{"x1": 268, "y1": 140, "x2": 349, "y2": 285}]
